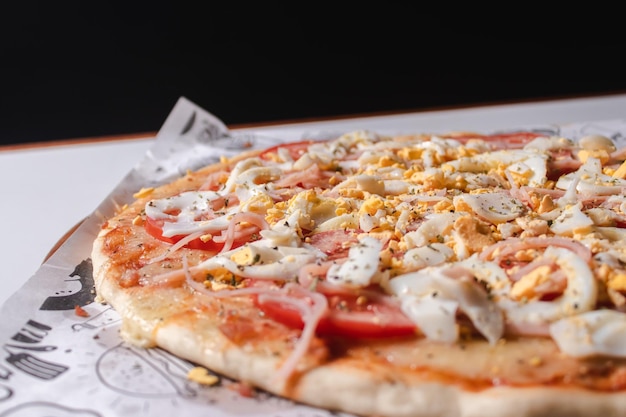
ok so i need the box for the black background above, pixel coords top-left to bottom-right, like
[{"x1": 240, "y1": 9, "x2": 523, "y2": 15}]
[{"x1": 2, "y1": 4, "x2": 625, "y2": 146}]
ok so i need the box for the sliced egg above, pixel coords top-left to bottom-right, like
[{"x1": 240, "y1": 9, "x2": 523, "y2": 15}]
[
  {"x1": 326, "y1": 236, "x2": 383, "y2": 287},
  {"x1": 453, "y1": 192, "x2": 526, "y2": 224},
  {"x1": 462, "y1": 247, "x2": 597, "y2": 327},
  {"x1": 549, "y1": 204, "x2": 594, "y2": 236},
  {"x1": 403, "y1": 243, "x2": 454, "y2": 270},
  {"x1": 388, "y1": 265, "x2": 503, "y2": 344},
  {"x1": 557, "y1": 157, "x2": 626, "y2": 196},
  {"x1": 550, "y1": 310, "x2": 626, "y2": 358},
  {"x1": 197, "y1": 241, "x2": 319, "y2": 281},
  {"x1": 404, "y1": 212, "x2": 461, "y2": 248}
]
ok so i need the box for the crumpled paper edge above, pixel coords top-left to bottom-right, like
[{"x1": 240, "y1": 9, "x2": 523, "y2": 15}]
[{"x1": 0, "y1": 97, "x2": 358, "y2": 417}]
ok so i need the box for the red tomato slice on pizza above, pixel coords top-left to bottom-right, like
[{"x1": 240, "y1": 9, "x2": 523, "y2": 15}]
[
  {"x1": 254, "y1": 285, "x2": 417, "y2": 339},
  {"x1": 144, "y1": 217, "x2": 251, "y2": 252}
]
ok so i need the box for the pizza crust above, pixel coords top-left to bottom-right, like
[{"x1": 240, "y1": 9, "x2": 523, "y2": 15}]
[
  {"x1": 92, "y1": 210, "x2": 626, "y2": 417},
  {"x1": 157, "y1": 320, "x2": 626, "y2": 417},
  {"x1": 155, "y1": 323, "x2": 463, "y2": 417}
]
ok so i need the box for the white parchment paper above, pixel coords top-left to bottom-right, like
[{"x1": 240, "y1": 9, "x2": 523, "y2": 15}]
[{"x1": 1, "y1": 97, "x2": 625, "y2": 417}]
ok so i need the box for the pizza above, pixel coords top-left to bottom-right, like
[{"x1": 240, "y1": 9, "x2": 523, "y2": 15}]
[{"x1": 91, "y1": 129, "x2": 626, "y2": 417}]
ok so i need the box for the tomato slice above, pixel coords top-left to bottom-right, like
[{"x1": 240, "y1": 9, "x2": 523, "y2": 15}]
[
  {"x1": 254, "y1": 285, "x2": 417, "y2": 339},
  {"x1": 446, "y1": 131, "x2": 544, "y2": 149},
  {"x1": 144, "y1": 216, "x2": 248, "y2": 252},
  {"x1": 258, "y1": 140, "x2": 319, "y2": 161},
  {"x1": 484, "y1": 132, "x2": 544, "y2": 145}
]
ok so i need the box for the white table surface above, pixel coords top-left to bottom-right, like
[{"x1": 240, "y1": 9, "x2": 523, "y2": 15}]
[{"x1": 2, "y1": 94, "x2": 626, "y2": 307}]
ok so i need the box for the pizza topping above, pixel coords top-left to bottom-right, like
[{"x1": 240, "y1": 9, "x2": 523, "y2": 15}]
[
  {"x1": 187, "y1": 366, "x2": 220, "y2": 386},
  {"x1": 453, "y1": 192, "x2": 526, "y2": 224},
  {"x1": 447, "y1": 150, "x2": 549, "y2": 189},
  {"x1": 550, "y1": 310, "x2": 626, "y2": 358},
  {"x1": 326, "y1": 236, "x2": 383, "y2": 287},
  {"x1": 196, "y1": 240, "x2": 319, "y2": 281},
  {"x1": 403, "y1": 243, "x2": 454, "y2": 270},
  {"x1": 145, "y1": 191, "x2": 226, "y2": 227},
  {"x1": 479, "y1": 236, "x2": 592, "y2": 264},
  {"x1": 132, "y1": 186, "x2": 155, "y2": 199},
  {"x1": 557, "y1": 156, "x2": 626, "y2": 196},
  {"x1": 468, "y1": 246, "x2": 597, "y2": 331},
  {"x1": 254, "y1": 279, "x2": 417, "y2": 339},
  {"x1": 389, "y1": 265, "x2": 503, "y2": 344},
  {"x1": 74, "y1": 305, "x2": 90, "y2": 317},
  {"x1": 306, "y1": 229, "x2": 359, "y2": 260},
  {"x1": 211, "y1": 212, "x2": 268, "y2": 252},
  {"x1": 133, "y1": 129, "x2": 626, "y2": 362},
  {"x1": 404, "y1": 212, "x2": 461, "y2": 249},
  {"x1": 258, "y1": 284, "x2": 328, "y2": 384}
]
